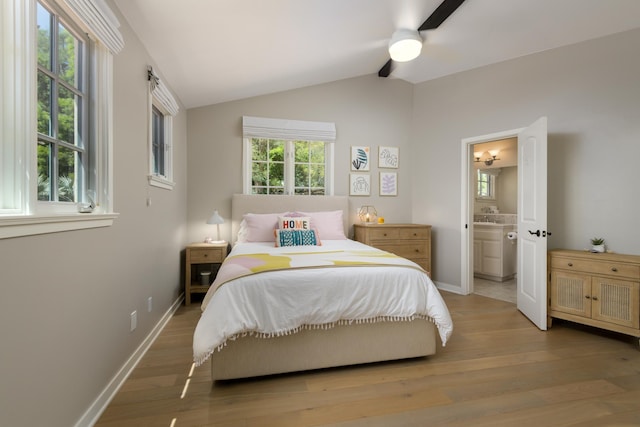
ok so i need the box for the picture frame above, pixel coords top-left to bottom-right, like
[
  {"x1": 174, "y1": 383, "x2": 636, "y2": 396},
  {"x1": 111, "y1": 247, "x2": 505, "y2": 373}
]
[
  {"x1": 379, "y1": 172, "x2": 397, "y2": 196},
  {"x1": 349, "y1": 173, "x2": 370, "y2": 196},
  {"x1": 378, "y1": 146, "x2": 399, "y2": 169},
  {"x1": 350, "y1": 146, "x2": 370, "y2": 171}
]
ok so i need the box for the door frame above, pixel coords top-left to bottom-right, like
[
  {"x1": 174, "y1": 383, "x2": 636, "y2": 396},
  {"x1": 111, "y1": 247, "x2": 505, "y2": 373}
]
[{"x1": 460, "y1": 127, "x2": 524, "y2": 296}]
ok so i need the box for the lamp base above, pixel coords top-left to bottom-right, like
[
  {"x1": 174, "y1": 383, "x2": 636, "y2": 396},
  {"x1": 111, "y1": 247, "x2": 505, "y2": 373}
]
[{"x1": 204, "y1": 237, "x2": 226, "y2": 244}]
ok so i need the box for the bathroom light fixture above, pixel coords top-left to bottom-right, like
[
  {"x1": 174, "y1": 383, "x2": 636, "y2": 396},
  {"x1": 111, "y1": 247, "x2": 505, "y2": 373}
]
[
  {"x1": 474, "y1": 149, "x2": 501, "y2": 166},
  {"x1": 388, "y1": 29, "x2": 422, "y2": 62},
  {"x1": 205, "y1": 210, "x2": 225, "y2": 243},
  {"x1": 358, "y1": 205, "x2": 377, "y2": 224}
]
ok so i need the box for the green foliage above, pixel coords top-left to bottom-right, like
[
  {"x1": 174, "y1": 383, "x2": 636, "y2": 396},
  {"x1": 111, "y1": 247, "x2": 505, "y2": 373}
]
[
  {"x1": 36, "y1": 5, "x2": 81, "y2": 202},
  {"x1": 591, "y1": 237, "x2": 605, "y2": 245}
]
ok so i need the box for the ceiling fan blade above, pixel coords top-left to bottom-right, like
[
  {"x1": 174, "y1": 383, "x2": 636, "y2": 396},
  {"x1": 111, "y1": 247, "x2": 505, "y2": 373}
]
[
  {"x1": 378, "y1": 0, "x2": 465, "y2": 78},
  {"x1": 378, "y1": 59, "x2": 393, "y2": 78},
  {"x1": 418, "y1": 0, "x2": 465, "y2": 31}
]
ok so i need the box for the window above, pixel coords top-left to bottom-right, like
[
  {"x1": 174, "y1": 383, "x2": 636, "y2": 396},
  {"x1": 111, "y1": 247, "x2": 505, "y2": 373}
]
[
  {"x1": 242, "y1": 116, "x2": 336, "y2": 196},
  {"x1": 477, "y1": 169, "x2": 497, "y2": 200},
  {"x1": 151, "y1": 106, "x2": 166, "y2": 177},
  {"x1": 147, "y1": 66, "x2": 178, "y2": 190},
  {"x1": 37, "y1": 1, "x2": 89, "y2": 204},
  {"x1": 248, "y1": 138, "x2": 329, "y2": 195},
  {"x1": 1, "y1": 0, "x2": 123, "y2": 238}
]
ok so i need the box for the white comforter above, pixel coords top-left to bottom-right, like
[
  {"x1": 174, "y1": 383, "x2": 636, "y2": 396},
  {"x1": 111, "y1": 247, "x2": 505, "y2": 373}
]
[{"x1": 193, "y1": 239, "x2": 453, "y2": 366}]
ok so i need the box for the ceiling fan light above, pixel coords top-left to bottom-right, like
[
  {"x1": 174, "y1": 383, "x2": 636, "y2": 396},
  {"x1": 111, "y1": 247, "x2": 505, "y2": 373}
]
[{"x1": 388, "y1": 29, "x2": 422, "y2": 62}]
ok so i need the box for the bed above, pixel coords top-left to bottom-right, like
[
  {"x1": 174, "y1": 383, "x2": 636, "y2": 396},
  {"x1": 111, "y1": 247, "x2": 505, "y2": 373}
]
[{"x1": 192, "y1": 194, "x2": 453, "y2": 380}]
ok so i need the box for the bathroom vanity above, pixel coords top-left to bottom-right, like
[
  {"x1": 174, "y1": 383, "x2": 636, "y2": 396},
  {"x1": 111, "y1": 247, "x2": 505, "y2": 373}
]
[{"x1": 473, "y1": 222, "x2": 517, "y2": 281}]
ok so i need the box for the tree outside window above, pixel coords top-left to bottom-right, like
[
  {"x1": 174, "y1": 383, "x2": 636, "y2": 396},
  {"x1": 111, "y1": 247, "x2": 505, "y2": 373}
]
[
  {"x1": 37, "y1": 1, "x2": 87, "y2": 203},
  {"x1": 250, "y1": 138, "x2": 326, "y2": 195}
]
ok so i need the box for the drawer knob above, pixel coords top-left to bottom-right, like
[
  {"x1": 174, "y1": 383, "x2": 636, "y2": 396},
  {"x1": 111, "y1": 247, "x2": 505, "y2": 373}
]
[
  {"x1": 383, "y1": 233, "x2": 387, "y2": 236},
  {"x1": 567, "y1": 262, "x2": 573, "y2": 267},
  {"x1": 585, "y1": 295, "x2": 591, "y2": 299},
  {"x1": 611, "y1": 267, "x2": 618, "y2": 272},
  {"x1": 415, "y1": 249, "x2": 419, "y2": 253},
  {"x1": 204, "y1": 254, "x2": 208, "y2": 258},
  {"x1": 592, "y1": 296, "x2": 598, "y2": 301}
]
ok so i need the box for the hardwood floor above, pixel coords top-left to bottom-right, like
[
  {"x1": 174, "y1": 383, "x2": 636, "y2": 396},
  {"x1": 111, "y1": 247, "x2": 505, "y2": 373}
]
[{"x1": 95, "y1": 292, "x2": 640, "y2": 426}]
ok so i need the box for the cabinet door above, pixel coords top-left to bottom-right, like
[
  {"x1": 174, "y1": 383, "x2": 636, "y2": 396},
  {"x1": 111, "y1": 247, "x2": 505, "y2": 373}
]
[
  {"x1": 482, "y1": 240, "x2": 502, "y2": 276},
  {"x1": 473, "y1": 240, "x2": 482, "y2": 273},
  {"x1": 591, "y1": 278, "x2": 640, "y2": 329},
  {"x1": 550, "y1": 271, "x2": 591, "y2": 318}
]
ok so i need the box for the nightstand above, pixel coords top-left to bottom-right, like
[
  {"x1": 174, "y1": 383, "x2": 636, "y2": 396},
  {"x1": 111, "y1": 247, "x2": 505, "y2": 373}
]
[
  {"x1": 353, "y1": 223, "x2": 431, "y2": 275},
  {"x1": 185, "y1": 242, "x2": 228, "y2": 305}
]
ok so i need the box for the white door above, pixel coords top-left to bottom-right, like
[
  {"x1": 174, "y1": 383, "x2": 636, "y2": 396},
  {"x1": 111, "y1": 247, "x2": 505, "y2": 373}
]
[{"x1": 517, "y1": 117, "x2": 548, "y2": 330}]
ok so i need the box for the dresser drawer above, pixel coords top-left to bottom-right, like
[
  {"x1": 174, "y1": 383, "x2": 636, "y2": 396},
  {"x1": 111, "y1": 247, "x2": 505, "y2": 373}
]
[
  {"x1": 375, "y1": 242, "x2": 428, "y2": 259},
  {"x1": 551, "y1": 256, "x2": 640, "y2": 280},
  {"x1": 190, "y1": 248, "x2": 223, "y2": 263},
  {"x1": 366, "y1": 227, "x2": 400, "y2": 240},
  {"x1": 398, "y1": 228, "x2": 430, "y2": 240}
]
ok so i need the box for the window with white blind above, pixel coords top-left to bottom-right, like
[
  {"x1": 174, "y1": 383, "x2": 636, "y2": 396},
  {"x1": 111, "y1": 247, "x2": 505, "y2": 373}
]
[
  {"x1": 242, "y1": 116, "x2": 336, "y2": 196},
  {"x1": 1, "y1": 0, "x2": 123, "y2": 238},
  {"x1": 147, "y1": 66, "x2": 179, "y2": 190}
]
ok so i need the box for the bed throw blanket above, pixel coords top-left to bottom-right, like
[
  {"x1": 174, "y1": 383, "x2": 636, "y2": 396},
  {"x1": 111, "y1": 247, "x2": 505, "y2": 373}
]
[{"x1": 193, "y1": 240, "x2": 453, "y2": 366}]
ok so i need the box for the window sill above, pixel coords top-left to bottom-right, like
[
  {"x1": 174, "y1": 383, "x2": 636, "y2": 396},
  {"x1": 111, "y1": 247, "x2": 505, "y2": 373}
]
[
  {"x1": 148, "y1": 175, "x2": 175, "y2": 190},
  {"x1": 0, "y1": 213, "x2": 119, "y2": 239}
]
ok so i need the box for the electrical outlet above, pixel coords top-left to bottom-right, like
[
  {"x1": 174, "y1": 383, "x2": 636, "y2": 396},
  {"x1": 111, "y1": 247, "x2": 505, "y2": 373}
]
[
  {"x1": 130, "y1": 310, "x2": 137, "y2": 332},
  {"x1": 147, "y1": 297, "x2": 153, "y2": 313}
]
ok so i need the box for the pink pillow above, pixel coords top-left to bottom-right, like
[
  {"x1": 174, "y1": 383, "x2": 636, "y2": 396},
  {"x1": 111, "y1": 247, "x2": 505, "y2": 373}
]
[
  {"x1": 241, "y1": 212, "x2": 285, "y2": 242},
  {"x1": 296, "y1": 210, "x2": 346, "y2": 240}
]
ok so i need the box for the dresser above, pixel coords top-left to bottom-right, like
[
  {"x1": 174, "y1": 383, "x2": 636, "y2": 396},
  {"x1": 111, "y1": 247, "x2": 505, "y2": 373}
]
[
  {"x1": 548, "y1": 249, "x2": 640, "y2": 342},
  {"x1": 353, "y1": 224, "x2": 431, "y2": 275}
]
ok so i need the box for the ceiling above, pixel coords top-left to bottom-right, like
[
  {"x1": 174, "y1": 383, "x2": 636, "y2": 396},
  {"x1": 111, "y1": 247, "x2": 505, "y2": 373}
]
[{"x1": 113, "y1": 0, "x2": 640, "y2": 109}]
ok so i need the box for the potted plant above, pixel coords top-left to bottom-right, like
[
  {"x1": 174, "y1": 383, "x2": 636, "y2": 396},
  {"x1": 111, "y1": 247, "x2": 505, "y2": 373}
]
[{"x1": 591, "y1": 237, "x2": 605, "y2": 253}]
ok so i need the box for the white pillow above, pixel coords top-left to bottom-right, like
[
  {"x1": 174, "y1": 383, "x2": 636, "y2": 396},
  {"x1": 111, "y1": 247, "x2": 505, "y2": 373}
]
[{"x1": 296, "y1": 210, "x2": 346, "y2": 240}]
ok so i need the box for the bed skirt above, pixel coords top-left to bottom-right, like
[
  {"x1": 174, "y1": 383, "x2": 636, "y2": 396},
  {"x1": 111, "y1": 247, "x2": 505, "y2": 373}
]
[{"x1": 210, "y1": 318, "x2": 436, "y2": 380}]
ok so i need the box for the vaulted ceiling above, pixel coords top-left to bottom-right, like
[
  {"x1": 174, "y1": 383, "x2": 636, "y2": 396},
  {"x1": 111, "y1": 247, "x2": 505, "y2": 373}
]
[{"x1": 114, "y1": 0, "x2": 640, "y2": 109}]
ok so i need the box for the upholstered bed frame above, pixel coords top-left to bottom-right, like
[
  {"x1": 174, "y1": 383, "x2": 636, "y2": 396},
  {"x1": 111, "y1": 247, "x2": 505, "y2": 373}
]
[{"x1": 209, "y1": 194, "x2": 437, "y2": 380}]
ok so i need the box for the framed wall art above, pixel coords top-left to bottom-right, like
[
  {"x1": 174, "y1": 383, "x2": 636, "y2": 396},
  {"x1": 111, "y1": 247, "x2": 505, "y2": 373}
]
[
  {"x1": 350, "y1": 146, "x2": 370, "y2": 171},
  {"x1": 378, "y1": 146, "x2": 399, "y2": 169},
  {"x1": 379, "y1": 172, "x2": 397, "y2": 196},
  {"x1": 349, "y1": 173, "x2": 370, "y2": 196}
]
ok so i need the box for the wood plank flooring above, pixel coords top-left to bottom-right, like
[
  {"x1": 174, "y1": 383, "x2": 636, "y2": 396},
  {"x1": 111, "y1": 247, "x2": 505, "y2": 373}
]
[{"x1": 95, "y1": 292, "x2": 640, "y2": 426}]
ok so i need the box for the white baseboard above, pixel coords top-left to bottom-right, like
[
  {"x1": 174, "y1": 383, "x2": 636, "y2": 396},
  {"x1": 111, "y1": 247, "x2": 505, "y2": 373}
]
[
  {"x1": 434, "y1": 281, "x2": 466, "y2": 295},
  {"x1": 74, "y1": 294, "x2": 184, "y2": 427}
]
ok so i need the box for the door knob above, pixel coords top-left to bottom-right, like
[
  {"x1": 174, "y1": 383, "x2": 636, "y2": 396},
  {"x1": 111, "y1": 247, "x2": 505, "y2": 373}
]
[{"x1": 528, "y1": 230, "x2": 541, "y2": 237}]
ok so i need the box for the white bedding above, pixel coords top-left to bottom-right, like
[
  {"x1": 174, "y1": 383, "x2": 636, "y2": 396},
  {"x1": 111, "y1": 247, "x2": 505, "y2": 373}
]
[{"x1": 193, "y1": 239, "x2": 453, "y2": 366}]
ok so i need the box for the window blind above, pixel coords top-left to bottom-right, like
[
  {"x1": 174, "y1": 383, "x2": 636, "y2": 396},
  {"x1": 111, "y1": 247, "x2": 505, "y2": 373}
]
[
  {"x1": 64, "y1": 0, "x2": 124, "y2": 54},
  {"x1": 148, "y1": 66, "x2": 180, "y2": 116},
  {"x1": 243, "y1": 116, "x2": 336, "y2": 142}
]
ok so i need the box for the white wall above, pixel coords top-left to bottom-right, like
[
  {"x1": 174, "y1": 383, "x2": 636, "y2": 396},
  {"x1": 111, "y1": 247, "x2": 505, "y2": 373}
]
[
  {"x1": 411, "y1": 28, "x2": 640, "y2": 290},
  {"x1": 186, "y1": 75, "x2": 414, "y2": 243},
  {"x1": 0, "y1": 1, "x2": 188, "y2": 425}
]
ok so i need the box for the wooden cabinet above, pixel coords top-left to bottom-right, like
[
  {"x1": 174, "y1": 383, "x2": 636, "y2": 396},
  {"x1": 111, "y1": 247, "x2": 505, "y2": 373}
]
[
  {"x1": 353, "y1": 224, "x2": 431, "y2": 275},
  {"x1": 185, "y1": 242, "x2": 228, "y2": 305},
  {"x1": 548, "y1": 249, "x2": 640, "y2": 340}
]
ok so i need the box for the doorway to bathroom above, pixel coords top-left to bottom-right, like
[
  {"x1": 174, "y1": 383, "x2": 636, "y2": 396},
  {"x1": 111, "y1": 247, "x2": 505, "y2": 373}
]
[
  {"x1": 460, "y1": 117, "x2": 549, "y2": 330},
  {"x1": 471, "y1": 138, "x2": 518, "y2": 303}
]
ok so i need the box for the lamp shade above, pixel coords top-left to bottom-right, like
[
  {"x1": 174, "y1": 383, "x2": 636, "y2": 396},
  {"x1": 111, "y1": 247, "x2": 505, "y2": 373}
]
[
  {"x1": 388, "y1": 29, "x2": 422, "y2": 62},
  {"x1": 206, "y1": 210, "x2": 224, "y2": 225}
]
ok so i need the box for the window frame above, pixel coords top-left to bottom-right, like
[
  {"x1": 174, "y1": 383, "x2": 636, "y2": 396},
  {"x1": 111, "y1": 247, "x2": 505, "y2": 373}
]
[
  {"x1": 243, "y1": 138, "x2": 335, "y2": 196},
  {"x1": 476, "y1": 169, "x2": 497, "y2": 200},
  {"x1": 0, "y1": 0, "x2": 122, "y2": 239},
  {"x1": 36, "y1": 0, "x2": 90, "y2": 207},
  {"x1": 147, "y1": 66, "x2": 178, "y2": 190}
]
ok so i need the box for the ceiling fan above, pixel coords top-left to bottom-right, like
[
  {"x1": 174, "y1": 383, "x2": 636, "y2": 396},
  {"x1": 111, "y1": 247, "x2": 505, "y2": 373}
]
[{"x1": 378, "y1": 0, "x2": 466, "y2": 78}]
